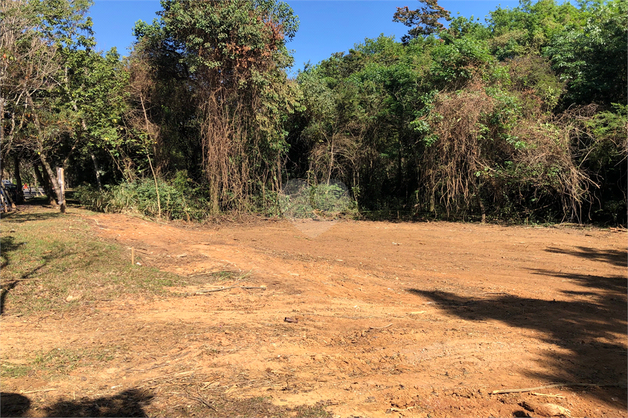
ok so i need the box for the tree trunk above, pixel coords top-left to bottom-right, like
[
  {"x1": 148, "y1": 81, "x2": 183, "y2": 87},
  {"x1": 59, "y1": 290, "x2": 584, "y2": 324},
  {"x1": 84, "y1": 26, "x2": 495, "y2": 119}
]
[
  {"x1": 13, "y1": 154, "x2": 24, "y2": 204},
  {"x1": 477, "y1": 193, "x2": 486, "y2": 223},
  {"x1": 0, "y1": 96, "x2": 9, "y2": 212},
  {"x1": 145, "y1": 152, "x2": 160, "y2": 217},
  {"x1": 33, "y1": 164, "x2": 44, "y2": 190},
  {"x1": 71, "y1": 97, "x2": 102, "y2": 191},
  {"x1": 0, "y1": 96, "x2": 4, "y2": 146},
  {"x1": 56, "y1": 167, "x2": 66, "y2": 213},
  {"x1": 139, "y1": 94, "x2": 162, "y2": 218},
  {"x1": 38, "y1": 155, "x2": 64, "y2": 213},
  {"x1": 91, "y1": 153, "x2": 103, "y2": 190},
  {"x1": 26, "y1": 93, "x2": 64, "y2": 212},
  {"x1": 34, "y1": 164, "x2": 53, "y2": 202},
  {"x1": 475, "y1": 184, "x2": 486, "y2": 223},
  {"x1": 397, "y1": 139, "x2": 403, "y2": 196},
  {"x1": 327, "y1": 136, "x2": 334, "y2": 185}
]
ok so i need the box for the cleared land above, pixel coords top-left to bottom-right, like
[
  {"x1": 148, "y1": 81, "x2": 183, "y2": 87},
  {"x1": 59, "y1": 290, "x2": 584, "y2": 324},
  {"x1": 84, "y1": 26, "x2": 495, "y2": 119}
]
[{"x1": 1, "y1": 206, "x2": 626, "y2": 417}]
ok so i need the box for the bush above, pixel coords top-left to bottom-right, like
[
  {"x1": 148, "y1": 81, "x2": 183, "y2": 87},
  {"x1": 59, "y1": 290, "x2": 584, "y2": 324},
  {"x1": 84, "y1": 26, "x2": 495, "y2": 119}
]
[
  {"x1": 76, "y1": 173, "x2": 210, "y2": 221},
  {"x1": 279, "y1": 179, "x2": 357, "y2": 219}
]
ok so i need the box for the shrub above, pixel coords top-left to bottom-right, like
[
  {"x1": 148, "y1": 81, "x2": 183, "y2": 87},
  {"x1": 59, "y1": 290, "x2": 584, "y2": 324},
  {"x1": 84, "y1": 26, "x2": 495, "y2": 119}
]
[
  {"x1": 76, "y1": 173, "x2": 210, "y2": 221},
  {"x1": 279, "y1": 179, "x2": 357, "y2": 220}
]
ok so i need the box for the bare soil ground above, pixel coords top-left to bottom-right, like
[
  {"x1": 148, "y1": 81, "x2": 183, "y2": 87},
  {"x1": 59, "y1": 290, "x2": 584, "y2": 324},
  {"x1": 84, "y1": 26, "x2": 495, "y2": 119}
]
[{"x1": 2, "y1": 209, "x2": 626, "y2": 417}]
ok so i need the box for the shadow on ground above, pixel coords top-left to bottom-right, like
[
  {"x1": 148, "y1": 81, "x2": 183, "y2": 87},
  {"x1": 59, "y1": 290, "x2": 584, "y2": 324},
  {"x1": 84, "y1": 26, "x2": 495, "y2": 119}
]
[
  {"x1": 407, "y1": 259, "x2": 627, "y2": 407},
  {"x1": 0, "y1": 235, "x2": 74, "y2": 315},
  {"x1": 0, "y1": 235, "x2": 24, "y2": 270},
  {"x1": 0, "y1": 393, "x2": 30, "y2": 417},
  {"x1": 1, "y1": 389, "x2": 152, "y2": 417},
  {"x1": 0, "y1": 389, "x2": 332, "y2": 418},
  {"x1": 0, "y1": 235, "x2": 25, "y2": 315},
  {"x1": 545, "y1": 246, "x2": 626, "y2": 268},
  {"x1": 1, "y1": 208, "x2": 62, "y2": 224}
]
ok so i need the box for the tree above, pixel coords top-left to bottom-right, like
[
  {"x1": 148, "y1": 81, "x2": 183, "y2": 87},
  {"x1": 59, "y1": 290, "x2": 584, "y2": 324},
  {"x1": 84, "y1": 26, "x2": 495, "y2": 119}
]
[
  {"x1": 487, "y1": 0, "x2": 584, "y2": 59},
  {"x1": 133, "y1": 0, "x2": 300, "y2": 213},
  {"x1": 1, "y1": 0, "x2": 100, "y2": 212},
  {"x1": 393, "y1": 0, "x2": 451, "y2": 43},
  {"x1": 293, "y1": 2, "x2": 617, "y2": 223},
  {"x1": 1, "y1": 0, "x2": 62, "y2": 208},
  {"x1": 544, "y1": 0, "x2": 627, "y2": 107}
]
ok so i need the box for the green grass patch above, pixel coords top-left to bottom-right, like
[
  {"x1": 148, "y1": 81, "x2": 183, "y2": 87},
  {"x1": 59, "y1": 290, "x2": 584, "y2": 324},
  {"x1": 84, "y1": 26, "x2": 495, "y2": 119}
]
[
  {"x1": 293, "y1": 402, "x2": 333, "y2": 418},
  {"x1": 182, "y1": 269, "x2": 254, "y2": 287},
  {"x1": 191, "y1": 395, "x2": 332, "y2": 418},
  {"x1": 0, "y1": 207, "x2": 182, "y2": 316},
  {"x1": 1, "y1": 363, "x2": 32, "y2": 379},
  {"x1": 1, "y1": 345, "x2": 121, "y2": 380},
  {"x1": 33, "y1": 346, "x2": 118, "y2": 373}
]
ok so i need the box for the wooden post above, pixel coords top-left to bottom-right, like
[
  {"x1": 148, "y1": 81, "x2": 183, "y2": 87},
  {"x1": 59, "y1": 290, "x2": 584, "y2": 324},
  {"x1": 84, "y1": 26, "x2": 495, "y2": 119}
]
[{"x1": 57, "y1": 167, "x2": 66, "y2": 213}]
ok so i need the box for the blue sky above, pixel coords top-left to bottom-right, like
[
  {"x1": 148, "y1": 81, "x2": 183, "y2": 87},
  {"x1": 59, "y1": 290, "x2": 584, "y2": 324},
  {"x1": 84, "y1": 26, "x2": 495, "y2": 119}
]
[{"x1": 89, "y1": 0, "x2": 521, "y2": 73}]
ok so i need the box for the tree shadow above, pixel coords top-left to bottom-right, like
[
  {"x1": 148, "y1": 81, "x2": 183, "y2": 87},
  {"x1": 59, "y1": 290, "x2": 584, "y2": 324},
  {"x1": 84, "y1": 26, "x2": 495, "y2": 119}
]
[
  {"x1": 407, "y1": 269, "x2": 627, "y2": 406},
  {"x1": 529, "y1": 268, "x2": 627, "y2": 295},
  {"x1": 0, "y1": 393, "x2": 30, "y2": 417},
  {"x1": 545, "y1": 246, "x2": 626, "y2": 267},
  {"x1": 1, "y1": 235, "x2": 24, "y2": 270},
  {"x1": 0, "y1": 236, "x2": 25, "y2": 315},
  {"x1": 1, "y1": 210, "x2": 63, "y2": 224},
  {"x1": 1, "y1": 389, "x2": 153, "y2": 418},
  {"x1": 1, "y1": 239, "x2": 75, "y2": 315}
]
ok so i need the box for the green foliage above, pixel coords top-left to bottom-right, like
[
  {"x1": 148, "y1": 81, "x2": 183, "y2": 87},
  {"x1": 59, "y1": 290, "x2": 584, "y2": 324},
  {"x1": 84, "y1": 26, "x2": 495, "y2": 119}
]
[
  {"x1": 488, "y1": 0, "x2": 584, "y2": 59},
  {"x1": 132, "y1": 0, "x2": 301, "y2": 213},
  {"x1": 3, "y1": 0, "x2": 624, "y2": 225},
  {"x1": 1, "y1": 0, "x2": 130, "y2": 205},
  {"x1": 279, "y1": 180, "x2": 356, "y2": 219},
  {"x1": 506, "y1": 54, "x2": 565, "y2": 111},
  {"x1": 76, "y1": 173, "x2": 210, "y2": 221},
  {"x1": 582, "y1": 104, "x2": 628, "y2": 169},
  {"x1": 572, "y1": 103, "x2": 627, "y2": 224},
  {"x1": 446, "y1": 15, "x2": 491, "y2": 40},
  {"x1": 287, "y1": 0, "x2": 626, "y2": 224},
  {"x1": 30, "y1": 0, "x2": 96, "y2": 50},
  {"x1": 310, "y1": 182, "x2": 355, "y2": 215},
  {"x1": 430, "y1": 37, "x2": 494, "y2": 85},
  {"x1": 393, "y1": 0, "x2": 451, "y2": 43},
  {"x1": 544, "y1": 0, "x2": 627, "y2": 106}
]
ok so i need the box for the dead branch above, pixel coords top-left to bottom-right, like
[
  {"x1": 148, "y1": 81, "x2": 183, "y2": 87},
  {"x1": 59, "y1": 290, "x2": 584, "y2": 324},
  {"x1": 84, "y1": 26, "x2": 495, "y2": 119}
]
[
  {"x1": 193, "y1": 285, "x2": 267, "y2": 295},
  {"x1": 184, "y1": 388, "x2": 216, "y2": 411},
  {"x1": 368, "y1": 323, "x2": 393, "y2": 330},
  {"x1": 491, "y1": 382, "x2": 626, "y2": 394},
  {"x1": 389, "y1": 406, "x2": 416, "y2": 412},
  {"x1": 530, "y1": 393, "x2": 566, "y2": 399}
]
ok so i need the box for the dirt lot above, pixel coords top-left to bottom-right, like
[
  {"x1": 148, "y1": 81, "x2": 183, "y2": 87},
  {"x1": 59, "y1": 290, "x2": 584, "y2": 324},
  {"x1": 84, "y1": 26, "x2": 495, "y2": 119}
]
[{"x1": 1, "y1": 209, "x2": 626, "y2": 417}]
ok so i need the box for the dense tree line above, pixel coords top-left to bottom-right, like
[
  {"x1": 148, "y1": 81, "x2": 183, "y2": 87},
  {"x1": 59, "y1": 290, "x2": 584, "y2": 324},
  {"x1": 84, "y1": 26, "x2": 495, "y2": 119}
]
[{"x1": 1, "y1": 0, "x2": 626, "y2": 224}]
